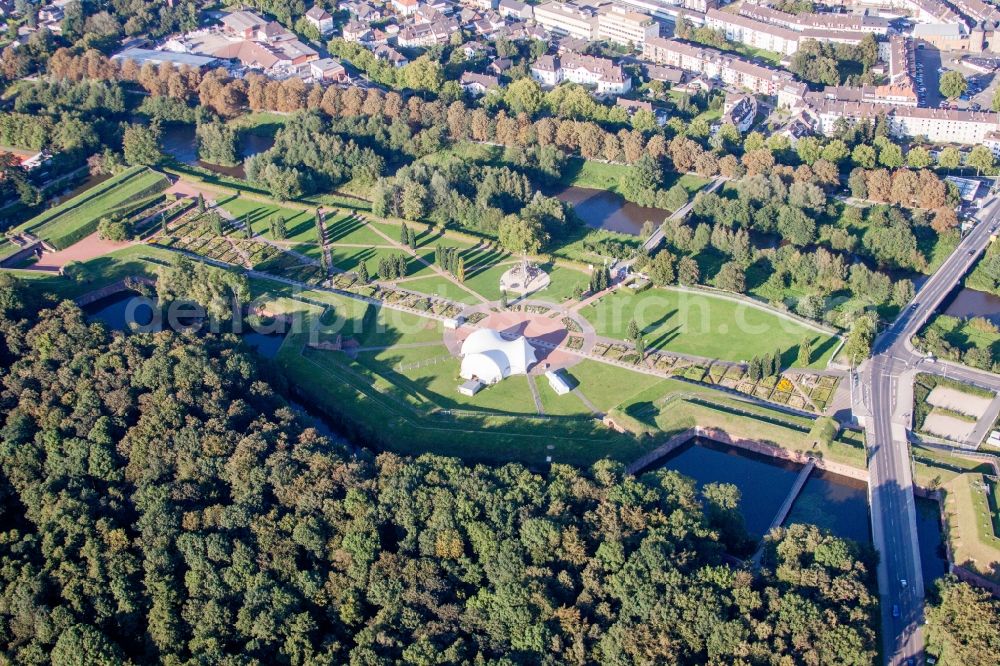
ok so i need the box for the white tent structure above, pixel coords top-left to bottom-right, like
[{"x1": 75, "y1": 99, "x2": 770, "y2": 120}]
[{"x1": 459, "y1": 328, "x2": 537, "y2": 385}]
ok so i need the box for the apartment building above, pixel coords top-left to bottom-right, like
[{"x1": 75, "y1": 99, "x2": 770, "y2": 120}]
[
  {"x1": 737, "y1": 5, "x2": 889, "y2": 36},
  {"x1": 531, "y1": 52, "x2": 631, "y2": 94},
  {"x1": 888, "y1": 34, "x2": 913, "y2": 85},
  {"x1": 950, "y1": 0, "x2": 1000, "y2": 23},
  {"x1": 596, "y1": 5, "x2": 659, "y2": 46},
  {"x1": 705, "y1": 9, "x2": 800, "y2": 56},
  {"x1": 532, "y1": 1, "x2": 599, "y2": 40},
  {"x1": 803, "y1": 99, "x2": 1000, "y2": 144},
  {"x1": 706, "y1": 8, "x2": 874, "y2": 53},
  {"x1": 642, "y1": 37, "x2": 795, "y2": 95},
  {"x1": 823, "y1": 0, "x2": 961, "y2": 24},
  {"x1": 806, "y1": 83, "x2": 919, "y2": 108}
]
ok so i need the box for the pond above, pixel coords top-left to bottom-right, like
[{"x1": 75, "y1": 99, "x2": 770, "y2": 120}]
[
  {"x1": 657, "y1": 437, "x2": 803, "y2": 538},
  {"x1": 554, "y1": 186, "x2": 672, "y2": 236},
  {"x1": 160, "y1": 123, "x2": 274, "y2": 179},
  {"x1": 915, "y1": 496, "x2": 948, "y2": 586}
]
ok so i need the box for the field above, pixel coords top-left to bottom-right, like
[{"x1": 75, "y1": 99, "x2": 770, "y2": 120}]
[
  {"x1": 15, "y1": 167, "x2": 170, "y2": 249},
  {"x1": 579, "y1": 286, "x2": 840, "y2": 367},
  {"x1": 942, "y1": 473, "x2": 1000, "y2": 583},
  {"x1": 559, "y1": 157, "x2": 709, "y2": 196}
]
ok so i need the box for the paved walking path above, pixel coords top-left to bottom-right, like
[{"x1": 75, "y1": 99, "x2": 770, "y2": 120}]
[
  {"x1": 528, "y1": 376, "x2": 544, "y2": 415},
  {"x1": 572, "y1": 388, "x2": 601, "y2": 416}
]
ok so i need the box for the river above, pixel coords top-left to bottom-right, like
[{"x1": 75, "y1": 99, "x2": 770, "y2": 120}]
[
  {"x1": 160, "y1": 123, "x2": 274, "y2": 179},
  {"x1": 554, "y1": 186, "x2": 672, "y2": 236},
  {"x1": 941, "y1": 284, "x2": 1000, "y2": 324}
]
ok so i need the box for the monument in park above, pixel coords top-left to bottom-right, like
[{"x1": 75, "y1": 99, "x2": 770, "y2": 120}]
[{"x1": 499, "y1": 259, "x2": 549, "y2": 295}]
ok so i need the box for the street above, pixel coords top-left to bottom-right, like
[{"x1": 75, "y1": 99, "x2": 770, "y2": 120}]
[{"x1": 862, "y1": 195, "x2": 1000, "y2": 666}]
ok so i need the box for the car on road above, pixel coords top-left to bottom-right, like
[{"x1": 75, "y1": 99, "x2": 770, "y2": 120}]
[
  {"x1": 970, "y1": 250, "x2": 975, "y2": 255},
  {"x1": 892, "y1": 604, "x2": 900, "y2": 618},
  {"x1": 901, "y1": 578, "x2": 907, "y2": 588}
]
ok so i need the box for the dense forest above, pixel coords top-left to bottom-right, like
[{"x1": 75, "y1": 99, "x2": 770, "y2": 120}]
[{"x1": 0, "y1": 275, "x2": 884, "y2": 664}]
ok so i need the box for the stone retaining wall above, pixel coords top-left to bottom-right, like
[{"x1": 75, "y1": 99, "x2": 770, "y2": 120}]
[{"x1": 628, "y1": 425, "x2": 870, "y2": 482}]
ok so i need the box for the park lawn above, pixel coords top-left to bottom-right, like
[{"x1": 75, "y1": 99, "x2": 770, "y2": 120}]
[
  {"x1": 941, "y1": 473, "x2": 1000, "y2": 583},
  {"x1": 580, "y1": 286, "x2": 840, "y2": 368},
  {"x1": 613, "y1": 378, "x2": 867, "y2": 469},
  {"x1": 16, "y1": 166, "x2": 170, "y2": 249},
  {"x1": 327, "y1": 246, "x2": 436, "y2": 278},
  {"x1": 397, "y1": 274, "x2": 485, "y2": 305},
  {"x1": 533, "y1": 374, "x2": 595, "y2": 417},
  {"x1": 358, "y1": 309, "x2": 445, "y2": 347},
  {"x1": 552, "y1": 226, "x2": 641, "y2": 265},
  {"x1": 279, "y1": 334, "x2": 639, "y2": 468},
  {"x1": 533, "y1": 263, "x2": 590, "y2": 303},
  {"x1": 560, "y1": 158, "x2": 710, "y2": 196},
  {"x1": 325, "y1": 214, "x2": 392, "y2": 247},
  {"x1": 461, "y1": 259, "x2": 521, "y2": 301},
  {"x1": 218, "y1": 197, "x2": 315, "y2": 243},
  {"x1": 560, "y1": 359, "x2": 667, "y2": 413}
]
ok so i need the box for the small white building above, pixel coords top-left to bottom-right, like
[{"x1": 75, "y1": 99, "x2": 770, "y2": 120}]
[{"x1": 545, "y1": 370, "x2": 572, "y2": 395}]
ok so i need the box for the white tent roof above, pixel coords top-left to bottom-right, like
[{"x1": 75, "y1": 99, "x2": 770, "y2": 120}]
[{"x1": 459, "y1": 329, "x2": 537, "y2": 383}]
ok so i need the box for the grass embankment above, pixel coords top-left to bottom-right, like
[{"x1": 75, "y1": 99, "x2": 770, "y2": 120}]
[
  {"x1": 14, "y1": 166, "x2": 169, "y2": 249},
  {"x1": 965, "y1": 237, "x2": 1000, "y2": 297},
  {"x1": 611, "y1": 378, "x2": 866, "y2": 469},
  {"x1": 579, "y1": 286, "x2": 840, "y2": 367},
  {"x1": 941, "y1": 473, "x2": 1000, "y2": 583},
  {"x1": 919, "y1": 314, "x2": 1000, "y2": 361},
  {"x1": 557, "y1": 157, "x2": 709, "y2": 196}
]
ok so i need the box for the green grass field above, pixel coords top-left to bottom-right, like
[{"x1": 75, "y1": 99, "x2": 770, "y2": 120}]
[
  {"x1": 396, "y1": 275, "x2": 485, "y2": 305},
  {"x1": 16, "y1": 166, "x2": 169, "y2": 249},
  {"x1": 7, "y1": 244, "x2": 175, "y2": 300},
  {"x1": 580, "y1": 287, "x2": 840, "y2": 367},
  {"x1": 559, "y1": 158, "x2": 709, "y2": 196}
]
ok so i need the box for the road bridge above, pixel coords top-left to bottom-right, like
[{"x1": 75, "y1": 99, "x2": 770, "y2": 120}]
[{"x1": 860, "y1": 196, "x2": 1000, "y2": 666}]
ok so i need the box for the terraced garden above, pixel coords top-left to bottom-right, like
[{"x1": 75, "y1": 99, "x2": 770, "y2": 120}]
[{"x1": 15, "y1": 166, "x2": 170, "y2": 249}]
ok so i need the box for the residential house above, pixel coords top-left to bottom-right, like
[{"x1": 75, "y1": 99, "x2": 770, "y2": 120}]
[
  {"x1": 531, "y1": 52, "x2": 631, "y2": 94},
  {"x1": 374, "y1": 43, "x2": 409, "y2": 66},
  {"x1": 392, "y1": 0, "x2": 420, "y2": 16},
  {"x1": 460, "y1": 71, "x2": 500, "y2": 95},
  {"x1": 305, "y1": 6, "x2": 335, "y2": 35}
]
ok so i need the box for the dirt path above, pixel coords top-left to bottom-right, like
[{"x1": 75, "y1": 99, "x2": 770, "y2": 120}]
[{"x1": 33, "y1": 233, "x2": 133, "y2": 270}]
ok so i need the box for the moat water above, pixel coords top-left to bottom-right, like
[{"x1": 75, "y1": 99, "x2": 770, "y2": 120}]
[
  {"x1": 161, "y1": 124, "x2": 274, "y2": 179},
  {"x1": 654, "y1": 437, "x2": 947, "y2": 584},
  {"x1": 554, "y1": 186, "x2": 672, "y2": 236}
]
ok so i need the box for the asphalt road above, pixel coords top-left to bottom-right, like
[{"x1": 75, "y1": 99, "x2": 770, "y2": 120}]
[{"x1": 863, "y1": 195, "x2": 1000, "y2": 666}]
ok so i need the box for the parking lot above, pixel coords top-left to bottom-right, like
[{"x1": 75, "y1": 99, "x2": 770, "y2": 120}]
[{"x1": 917, "y1": 48, "x2": 998, "y2": 112}]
